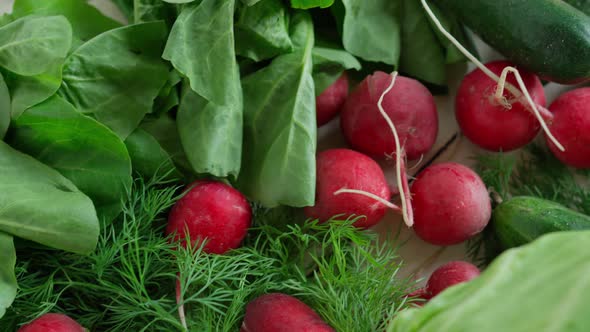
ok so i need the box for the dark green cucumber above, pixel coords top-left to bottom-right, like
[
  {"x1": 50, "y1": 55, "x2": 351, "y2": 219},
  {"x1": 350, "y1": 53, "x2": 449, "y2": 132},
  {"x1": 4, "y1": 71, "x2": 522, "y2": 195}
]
[
  {"x1": 432, "y1": 0, "x2": 590, "y2": 84},
  {"x1": 564, "y1": 0, "x2": 590, "y2": 16},
  {"x1": 492, "y1": 196, "x2": 590, "y2": 249}
]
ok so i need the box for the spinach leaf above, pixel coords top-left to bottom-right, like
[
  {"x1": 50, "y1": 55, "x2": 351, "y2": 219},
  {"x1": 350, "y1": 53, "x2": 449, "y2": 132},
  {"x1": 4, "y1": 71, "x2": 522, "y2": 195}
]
[
  {"x1": 563, "y1": 0, "x2": 590, "y2": 16},
  {"x1": 133, "y1": 0, "x2": 178, "y2": 26},
  {"x1": 162, "y1": 0, "x2": 196, "y2": 3},
  {"x1": 177, "y1": 82, "x2": 243, "y2": 178},
  {"x1": 238, "y1": 12, "x2": 316, "y2": 207},
  {"x1": 0, "y1": 73, "x2": 9, "y2": 139},
  {"x1": 0, "y1": 14, "x2": 14, "y2": 27},
  {"x1": 60, "y1": 22, "x2": 169, "y2": 139},
  {"x1": 153, "y1": 69, "x2": 181, "y2": 115},
  {"x1": 0, "y1": 15, "x2": 72, "y2": 77},
  {"x1": 8, "y1": 96, "x2": 132, "y2": 223},
  {"x1": 110, "y1": 0, "x2": 135, "y2": 22},
  {"x1": 163, "y1": 0, "x2": 243, "y2": 178},
  {"x1": 424, "y1": 3, "x2": 471, "y2": 64},
  {"x1": 388, "y1": 231, "x2": 590, "y2": 332},
  {"x1": 339, "y1": 0, "x2": 401, "y2": 66},
  {"x1": 399, "y1": 0, "x2": 446, "y2": 86},
  {"x1": 12, "y1": 0, "x2": 121, "y2": 42},
  {"x1": 125, "y1": 128, "x2": 177, "y2": 180},
  {"x1": 291, "y1": 0, "x2": 334, "y2": 9},
  {"x1": 235, "y1": 0, "x2": 293, "y2": 62},
  {"x1": 0, "y1": 232, "x2": 16, "y2": 320},
  {"x1": 0, "y1": 140, "x2": 99, "y2": 254},
  {"x1": 241, "y1": 0, "x2": 263, "y2": 5},
  {"x1": 140, "y1": 114, "x2": 192, "y2": 174},
  {"x1": 312, "y1": 46, "x2": 360, "y2": 95}
]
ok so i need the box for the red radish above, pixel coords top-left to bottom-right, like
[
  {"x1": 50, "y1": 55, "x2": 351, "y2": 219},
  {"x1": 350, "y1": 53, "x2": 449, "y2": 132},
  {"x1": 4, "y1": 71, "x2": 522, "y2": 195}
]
[
  {"x1": 240, "y1": 293, "x2": 334, "y2": 332},
  {"x1": 411, "y1": 163, "x2": 491, "y2": 245},
  {"x1": 425, "y1": 261, "x2": 480, "y2": 298},
  {"x1": 316, "y1": 72, "x2": 349, "y2": 127},
  {"x1": 304, "y1": 148, "x2": 396, "y2": 229},
  {"x1": 340, "y1": 72, "x2": 438, "y2": 160},
  {"x1": 545, "y1": 87, "x2": 590, "y2": 169},
  {"x1": 167, "y1": 180, "x2": 252, "y2": 254},
  {"x1": 18, "y1": 313, "x2": 85, "y2": 332},
  {"x1": 456, "y1": 60, "x2": 546, "y2": 152}
]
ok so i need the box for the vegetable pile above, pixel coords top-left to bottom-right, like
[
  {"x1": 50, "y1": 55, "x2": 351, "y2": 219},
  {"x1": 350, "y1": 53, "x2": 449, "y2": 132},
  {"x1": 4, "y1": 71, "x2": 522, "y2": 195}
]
[{"x1": 0, "y1": 0, "x2": 589, "y2": 331}]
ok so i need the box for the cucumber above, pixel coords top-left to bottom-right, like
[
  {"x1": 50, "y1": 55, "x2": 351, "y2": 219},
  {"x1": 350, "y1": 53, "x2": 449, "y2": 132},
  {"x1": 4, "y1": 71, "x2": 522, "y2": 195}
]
[
  {"x1": 492, "y1": 196, "x2": 590, "y2": 249},
  {"x1": 432, "y1": 0, "x2": 590, "y2": 84},
  {"x1": 564, "y1": 0, "x2": 590, "y2": 16}
]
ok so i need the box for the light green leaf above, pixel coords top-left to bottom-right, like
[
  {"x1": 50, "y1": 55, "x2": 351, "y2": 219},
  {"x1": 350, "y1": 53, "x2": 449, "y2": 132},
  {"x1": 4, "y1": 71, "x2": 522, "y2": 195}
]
[
  {"x1": 162, "y1": 0, "x2": 196, "y2": 3},
  {"x1": 177, "y1": 82, "x2": 243, "y2": 178},
  {"x1": 312, "y1": 46, "x2": 360, "y2": 95},
  {"x1": 125, "y1": 128, "x2": 177, "y2": 180},
  {"x1": 60, "y1": 22, "x2": 169, "y2": 139},
  {"x1": 399, "y1": 0, "x2": 446, "y2": 85},
  {"x1": 241, "y1": 0, "x2": 263, "y2": 5},
  {"x1": 133, "y1": 0, "x2": 178, "y2": 25},
  {"x1": 388, "y1": 231, "x2": 590, "y2": 332},
  {"x1": 111, "y1": 0, "x2": 134, "y2": 22},
  {"x1": 0, "y1": 140, "x2": 99, "y2": 254},
  {"x1": 12, "y1": 0, "x2": 121, "y2": 42},
  {"x1": 153, "y1": 69, "x2": 181, "y2": 115},
  {"x1": 0, "y1": 73, "x2": 9, "y2": 139},
  {"x1": 235, "y1": 0, "x2": 293, "y2": 62},
  {"x1": 291, "y1": 0, "x2": 334, "y2": 9},
  {"x1": 238, "y1": 12, "x2": 316, "y2": 207},
  {"x1": 140, "y1": 114, "x2": 192, "y2": 174},
  {"x1": 0, "y1": 232, "x2": 16, "y2": 320},
  {"x1": 340, "y1": 0, "x2": 401, "y2": 66},
  {"x1": 9, "y1": 96, "x2": 132, "y2": 222},
  {"x1": 0, "y1": 15, "x2": 72, "y2": 76}
]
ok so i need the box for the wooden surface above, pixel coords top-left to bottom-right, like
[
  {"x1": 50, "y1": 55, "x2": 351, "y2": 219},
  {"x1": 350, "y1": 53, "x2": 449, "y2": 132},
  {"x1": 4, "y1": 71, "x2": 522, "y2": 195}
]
[{"x1": 0, "y1": 0, "x2": 577, "y2": 283}]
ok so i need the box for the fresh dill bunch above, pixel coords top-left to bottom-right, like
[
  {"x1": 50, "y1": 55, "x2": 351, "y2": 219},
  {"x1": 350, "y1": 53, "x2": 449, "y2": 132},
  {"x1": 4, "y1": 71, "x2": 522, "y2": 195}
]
[{"x1": 1, "y1": 174, "x2": 413, "y2": 332}]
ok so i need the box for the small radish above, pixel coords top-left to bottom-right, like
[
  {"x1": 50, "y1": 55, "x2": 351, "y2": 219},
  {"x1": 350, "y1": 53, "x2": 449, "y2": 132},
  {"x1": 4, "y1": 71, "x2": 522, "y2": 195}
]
[
  {"x1": 456, "y1": 60, "x2": 546, "y2": 152},
  {"x1": 545, "y1": 87, "x2": 590, "y2": 169},
  {"x1": 18, "y1": 313, "x2": 85, "y2": 332},
  {"x1": 304, "y1": 148, "x2": 396, "y2": 229},
  {"x1": 411, "y1": 163, "x2": 491, "y2": 245},
  {"x1": 167, "y1": 180, "x2": 252, "y2": 254},
  {"x1": 340, "y1": 72, "x2": 438, "y2": 160},
  {"x1": 240, "y1": 293, "x2": 334, "y2": 332},
  {"x1": 316, "y1": 72, "x2": 349, "y2": 127},
  {"x1": 425, "y1": 261, "x2": 480, "y2": 298}
]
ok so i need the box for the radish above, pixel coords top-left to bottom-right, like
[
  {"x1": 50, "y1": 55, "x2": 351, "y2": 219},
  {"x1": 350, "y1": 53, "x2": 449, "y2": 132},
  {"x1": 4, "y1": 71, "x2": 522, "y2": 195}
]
[
  {"x1": 18, "y1": 313, "x2": 85, "y2": 332},
  {"x1": 411, "y1": 162, "x2": 491, "y2": 245},
  {"x1": 340, "y1": 72, "x2": 438, "y2": 160},
  {"x1": 166, "y1": 180, "x2": 252, "y2": 254},
  {"x1": 545, "y1": 87, "x2": 590, "y2": 169},
  {"x1": 240, "y1": 293, "x2": 334, "y2": 332},
  {"x1": 425, "y1": 261, "x2": 480, "y2": 298},
  {"x1": 316, "y1": 72, "x2": 349, "y2": 127},
  {"x1": 303, "y1": 148, "x2": 397, "y2": 229}
]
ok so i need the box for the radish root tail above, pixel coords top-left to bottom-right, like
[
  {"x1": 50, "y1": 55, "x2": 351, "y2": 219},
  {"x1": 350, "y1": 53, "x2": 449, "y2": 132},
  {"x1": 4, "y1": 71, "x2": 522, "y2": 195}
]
[
  {"x1": 334, "y1": 188, "x2": 402, "y2": 212},
  {"x1": 176, "y1": 277, "x2": 188, "y2": 330}
]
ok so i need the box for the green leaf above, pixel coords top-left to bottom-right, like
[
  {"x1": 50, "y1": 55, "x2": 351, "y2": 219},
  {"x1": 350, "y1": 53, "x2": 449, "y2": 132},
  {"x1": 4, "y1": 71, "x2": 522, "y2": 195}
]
[
  {"x1": 563, "y1": 0, "x2": 590, "y2": 16},
  {"x1": 153, "y1": 69, "x2": 181, "y2": 115},
  {"x1": 0, "y1": 73, "x2": 9, "y2": 139},
  {"x1": 60, "y1": 22, "x2": 169, "y2": 139},
  {"x1": 0, "y1": 232, "x2": 16, "y2": 320},
  {"x1": 8, "y1": 96, "x2": 132, "y2": 223},
  {"x1": 0, "y1": 15, "x2": 72, "y2": 76},
  {"x1": 388, "y1": 231, "x2": 590, "y2": 332},
  {"x1": 0, "y1": 140, "x2": 99, "y2": 254},
  {"x1": 12, "y1": 0, "x2": 121, "y2": 42},
  {"x1": 399, "y1": 0, "x2": 446, "y2": 86},
  {"x1": 424, "y1": 3, "x2": 471, "y2": 64},
  {"x1": 110, "y1": 0, "x2": 135, "y2": 22},
  {"x1": 241, "y1": 0, "x2": 263, "y2": 5},
  {"x1": 238, "y1": 12, "x2": 316, "y2": 207},
  {"x1": 125, "y1": 128, "x2": 177, "y2": 180},
  {"x1": 162, "y1": 0, "x2": 196, "y2": 3},
  {"x1": 291, "y1": 0, "x2": 334, "y2": 9},
  {"x1": 133, "y1": 0, "x2": 178, "y2": 25},
  {"x1": 340, "y1": 0, "x2": 401, "y2": 66},
  {"x1": 312, "y1": 46, "x2": 360, "y2": 95},
  {"x1": 235, "y1": 0, "x2": 293, "y2": 62},
  {"x1": 140, "y1": 114, "x2": 192, "y2": 174},
  {"x1": 177, "y1": 83, "x2": 243, "y2": 178}
]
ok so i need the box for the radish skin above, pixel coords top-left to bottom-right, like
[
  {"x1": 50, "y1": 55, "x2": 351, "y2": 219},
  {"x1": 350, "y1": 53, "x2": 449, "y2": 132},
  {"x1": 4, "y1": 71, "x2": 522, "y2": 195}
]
[
  {"x1": 316, "y1": 73, "x2": 349, "y2": 127},
  {"x1": 426, "y1": 261, "x2": 480, "y2": 298},
  {"x1": 18, "y1": 313, "x2": 86, "y2": 332}
]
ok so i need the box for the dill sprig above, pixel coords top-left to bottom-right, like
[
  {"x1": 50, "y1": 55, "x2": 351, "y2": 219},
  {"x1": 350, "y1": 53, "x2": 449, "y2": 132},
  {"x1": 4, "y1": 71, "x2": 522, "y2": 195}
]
[{"x1": 1, "y1": 174, "x2": 413, "y2": 331}]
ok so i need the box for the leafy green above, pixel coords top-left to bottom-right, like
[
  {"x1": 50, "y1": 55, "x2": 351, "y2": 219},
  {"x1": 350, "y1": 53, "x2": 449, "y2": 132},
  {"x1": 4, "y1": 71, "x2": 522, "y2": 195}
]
[
  {"x1": 153, "y1": 69, "x2": 181, "y2": 115},
  {"x1": 424, "y1": 2, "x2": 472, "y2": 64},
  {"x1": 125, "y1": 128, "x2": 177, "y2": 180},
  {"x1": 60, "y1": 22, "x2": 169, "y2": 139},
  {"x1": 0, "y1": 140, "x2": 99, "y2": 254},
  {"x1": 339, "y1": 0, "x2": 401, "y2": 66},
  {"x1": 235, "y1": 0, "x2": 293, "y2": 62},
  {"x1": 177, "y1": 82, "x2": 243, "y2": 178},
  {"x1": 0, "y1": 232, "x2": 16, "y2": 319},
  {"x1": 241, "y1": 0, "x2": 263, "y2": 5},
  {"x1": 238, "y1": 12, "x2": 317, "y2": 207},
  {"x1": 0, "y1": 73, "x2": 9, "y2": 139},
  {"x1": 8, "y1": 96, "x2": 132, "y2": 222},
  {"x1": 163, "y1": 0, "x2": 243, "y2": 178},
  {"x1": 563, "y1": 0, "x2": 590, "y2": 16},
  {"x1": 12, "y1": 0, "x2": 121, "y2": 42},
  {"x1": 111, "y1": 0, "x2": 135, "y2": 22},
  {"x1": 312, "y1": 46, "x2": 360, "y2": 94},
  {"x1": 0, "y1": 15, "x2": 72, "y2": 76},
  {"x1": 388, "y1": 231, "x2": 590, "y2": 332},
  {"x1": 133, "y1": 0, "x2": 178, "y2": 26},
  {"x1": 162, "y1": 0, "x2": 196, "y2": 3},
  {"x1": 140, "y1": 114, "x2": 192, "y2": 174},
  {"x1": 291, "y1": 0, "x2": 334, "y2": 9}
]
